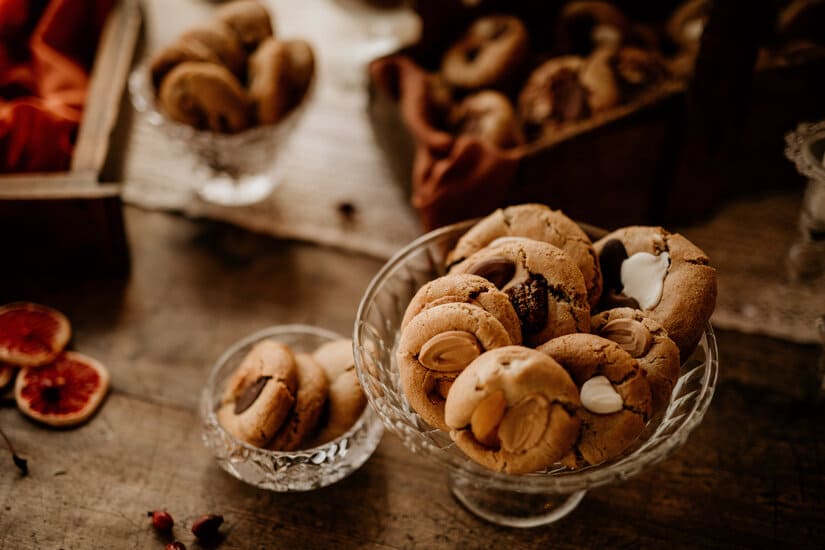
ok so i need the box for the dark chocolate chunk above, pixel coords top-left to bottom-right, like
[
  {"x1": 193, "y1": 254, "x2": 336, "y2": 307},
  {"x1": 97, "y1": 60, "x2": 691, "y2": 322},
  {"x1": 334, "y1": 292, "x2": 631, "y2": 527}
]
[
  {"x1": 601, "y1": 289, "x2": 641, "y2": 310},
  {"x1": 506, "y1": 276, "x2": 549, "y2": 334},
  {"x1": 233, "y1": 376, "x2": 272, "y2": 414},
  {"x1": 599, "y1": 239, "x2": 629, "y2": 293},
  {"x1": 551, "y1": 69, "x2": 590, "y2": 121}
]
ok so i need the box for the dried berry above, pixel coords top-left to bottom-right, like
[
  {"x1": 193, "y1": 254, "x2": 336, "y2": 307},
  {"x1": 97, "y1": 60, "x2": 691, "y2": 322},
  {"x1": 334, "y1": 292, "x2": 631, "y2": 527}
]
[
  {"x1": 165, "y1": 542, "x2": 186, "y2": 550},
  {"x1": 191, "y1": 514, "x2": 224, "y2": 539},
  {"x1": 148, "y1": 510, "x2": 174, "y2": 532}
]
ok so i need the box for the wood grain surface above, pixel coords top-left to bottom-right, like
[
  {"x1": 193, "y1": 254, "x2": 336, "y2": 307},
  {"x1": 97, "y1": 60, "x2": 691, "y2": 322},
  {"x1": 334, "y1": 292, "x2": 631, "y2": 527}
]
[{"x1": 1, "y1": 207, "x2": 823, "y2": 549}]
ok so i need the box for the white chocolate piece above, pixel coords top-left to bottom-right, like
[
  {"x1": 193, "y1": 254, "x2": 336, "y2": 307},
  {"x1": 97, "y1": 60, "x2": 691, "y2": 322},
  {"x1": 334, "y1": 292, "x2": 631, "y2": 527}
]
[
  {"x1": 620, "y1": 252, "x2": 670, "y2": 310},
  {"x1": 580, "y1": 375, "x2": 623, "y2": 414}
]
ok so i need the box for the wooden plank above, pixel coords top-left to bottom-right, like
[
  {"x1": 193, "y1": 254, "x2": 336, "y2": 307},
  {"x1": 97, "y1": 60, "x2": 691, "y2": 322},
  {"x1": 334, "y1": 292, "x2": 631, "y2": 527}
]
[
  {"x1": 0, "y1": 208, "x2": 822, "y2": 548},
  {"x1": 70, "y1": 0, "x2": 142, "y2": 176}
]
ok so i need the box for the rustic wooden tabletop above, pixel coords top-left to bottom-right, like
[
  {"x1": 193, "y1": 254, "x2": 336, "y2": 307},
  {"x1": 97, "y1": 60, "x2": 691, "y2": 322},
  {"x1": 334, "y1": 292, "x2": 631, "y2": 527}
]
[{"x1": 0, "y1": 207, "x2": 822, "y2": 549}]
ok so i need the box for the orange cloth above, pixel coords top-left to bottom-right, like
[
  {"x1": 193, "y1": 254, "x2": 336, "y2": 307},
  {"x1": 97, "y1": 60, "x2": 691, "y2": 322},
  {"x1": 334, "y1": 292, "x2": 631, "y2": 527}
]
[{"x1": 0, "y1": 0, "x2": 112, "y2": 173}]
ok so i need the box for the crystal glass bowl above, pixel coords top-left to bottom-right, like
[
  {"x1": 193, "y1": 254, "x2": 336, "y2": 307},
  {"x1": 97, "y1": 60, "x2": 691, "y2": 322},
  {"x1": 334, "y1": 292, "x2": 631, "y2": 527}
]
[
  {"x1": 353, "y1": 220, "x2": 718, "y2": 527},
  {"x1": 201, "y1": 325, "x2": 383, "y2": 491},
  {"x1": 129, "y1": 62, "x2": 312, "y2": 206}
]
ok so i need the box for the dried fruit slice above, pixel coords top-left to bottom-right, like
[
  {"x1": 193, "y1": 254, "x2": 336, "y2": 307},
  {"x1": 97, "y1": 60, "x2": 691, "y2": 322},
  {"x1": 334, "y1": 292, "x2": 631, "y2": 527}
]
[
  {"x1": 0, "y1": 363, "x2": 15, "y2": 389},
  {"x1": 0, "y1": 303, "x2": 71, "y2": 367},
  {"x1": 15, "y1": 352, "x2": 109, "y2": 427}
]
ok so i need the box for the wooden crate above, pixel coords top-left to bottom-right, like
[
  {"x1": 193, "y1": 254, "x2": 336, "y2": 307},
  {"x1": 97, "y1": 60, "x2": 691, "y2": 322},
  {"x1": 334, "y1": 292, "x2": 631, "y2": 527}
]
[{"x1": 0, "y1": 0, "x2": 141, "y2": 278}]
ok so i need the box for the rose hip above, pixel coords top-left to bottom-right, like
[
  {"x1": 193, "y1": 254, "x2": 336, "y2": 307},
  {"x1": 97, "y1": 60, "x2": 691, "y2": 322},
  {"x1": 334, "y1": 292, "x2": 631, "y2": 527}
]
[
  {"x1": 147, "y1": 510, "x2": 174, "y2": 532},
  {"x1": 191, "y1": 513, "x2": 224, "y2": 539}
]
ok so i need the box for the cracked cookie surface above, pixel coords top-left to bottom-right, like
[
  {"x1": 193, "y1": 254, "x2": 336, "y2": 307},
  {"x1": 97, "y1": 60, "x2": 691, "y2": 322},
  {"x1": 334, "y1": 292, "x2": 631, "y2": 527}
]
[
  {"x1": 594, "y1": 226, "x2": 716, "y2": 357},
  {"x1": 218, "y1": 340, "x2": 298, "y2": 447},
  {"x1": 401, "y1": 273, "x2": 522, "y2": 345},
  {"x1": 444, "y1": 346, "x2": 581, "y2": 474},
  {"x1": 450, "y1": 238, "x2": 590, "y2": 346},
  {"x1": 591, "y1": 307, "x2": 681, "y2": 414},
  {"x1": 397, "y1": 303, "x2": 513, "y2": 431},
  {"x1": 538, "y1": 333, "x2": 652, "y2": 468},
  {"x1": 447, "y1": 204, "x2": 602, "y2": 308}
]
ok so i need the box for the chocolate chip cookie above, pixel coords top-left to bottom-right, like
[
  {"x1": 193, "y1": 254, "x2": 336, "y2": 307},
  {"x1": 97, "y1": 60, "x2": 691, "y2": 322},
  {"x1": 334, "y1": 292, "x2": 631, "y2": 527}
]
[
  {"x1": 217, "y1": 340, "x2": 298, "y2": 447},
  {"x1": 267, "y1": 353, "x2": 329, "y2": 451},
  {"x1": 448, "y1": 90, "x2": 524, "y2": 149},
  {"x1": 215, "y1": 0, "x2": 274, "y2": 52},
  {"x1": 310, "y1": 339, "x2": 368, "y2": 445},
  {"x1": 450, "y1": 238, "x2": 591, "y2": 346},
  {"x1": 591, "y1": 307, "x2": 681, "y2": 413},
  {"x1": 179, "y1": 20, "x2": 247, "y2": 78},
  {"x1": 538, "y1": 333, "x2": 652, "y2": 468},
  {"x1": 158, "y1": 62, "x2": 250, "y2": 133},
  {"x1": 397, "y1": 303, "x2": 513, "y2": 431},
  {"x1": 248, "y1": 38, "x2": 315, "y2": 125},
  {"x1": 444, "y1": 346, "x2": 581, "y2": 474},
  {"x1": 517, "y1": 56, "x2": 589, "y2": 139},
  {"x1": 441, "y1": 15, "x2": 528, "y2": 89},
  {"x1": 594, "y1": 226, "x2": 717, "y2": 357},
  {"x1": 401, "y1": 273, "x2": 523, "y2": 345},
  {"x1": 446, "y1": 203, "x2": 603, "y2": 307}
]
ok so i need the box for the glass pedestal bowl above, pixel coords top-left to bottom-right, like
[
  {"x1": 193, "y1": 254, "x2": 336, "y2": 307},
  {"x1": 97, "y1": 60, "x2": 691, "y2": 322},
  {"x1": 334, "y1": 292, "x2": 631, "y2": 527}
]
[
  {"x1": 353, "y1": 220, "x2": 718, "y2": 527},
  {"x1": 129, "y1": 63, "x2": 312, "y2": 206},
  {"x1": 201, "y1": 325, "x2": 384, "y2": 491}
]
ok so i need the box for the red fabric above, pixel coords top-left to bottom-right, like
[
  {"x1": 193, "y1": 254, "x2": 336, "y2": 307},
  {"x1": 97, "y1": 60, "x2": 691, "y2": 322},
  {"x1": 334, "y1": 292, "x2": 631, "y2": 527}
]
[
  {"x1": 370, "y1": 55, "x2": 520, "y2": 230},
  {"x1": 0, "y1": 0, "x2": 113, "y2": 173}
]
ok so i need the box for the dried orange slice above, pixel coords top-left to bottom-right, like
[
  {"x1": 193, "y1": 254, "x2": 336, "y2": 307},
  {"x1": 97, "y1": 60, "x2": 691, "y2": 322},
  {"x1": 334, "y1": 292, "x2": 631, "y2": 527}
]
[
  {"x1": 15, "y1": 352, "x2": 109, "y2": 427},
  {"x1": 0, "y1": 302, "x2": 71, "y2": 367}
]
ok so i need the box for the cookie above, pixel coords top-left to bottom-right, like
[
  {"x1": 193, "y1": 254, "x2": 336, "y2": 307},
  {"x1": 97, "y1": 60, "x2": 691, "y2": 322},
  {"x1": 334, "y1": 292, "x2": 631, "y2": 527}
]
[
  {"x1": 158, "y1": 62, "x2": 250, "y2": 133},
  {"x1": 446, "y1": 204, "x2": 602, "y2": 308},
  {"x1": 150, "y1": 39, "x2": 221, "y2": 91},
  {"x1": 400, "y1": 273, "x2": 522, "y2": 346},
  {"x1": 215, "y1": 0, "x2": 274, "y2": 51},
  {"x1": 217, "y1": 340, "x2": 298, "y2": 447},
  {"x1": 538, "y1": 333, "x2": 652, "y2": 468},
  {"x1": 594, "y1": 226, "x2": 717, "y2": 358},
  {"x1": 179, "y1": 20, "x2": 247, "y2": 77},
  {"x1": 591, "y1": 307, "x2": 681, "y2": 413},
  {"x1": 267, "y1": 353, "x2": 329, "y2": 451},
  {"x1": 397, "y1": 303, "x2": 513, "y2": 431},
  {"x1": 441, "y1": 15, "x2": 528, "y2": 89},
  {"x1": 444, "y1": 346, "x2": 581, "y2": 474},
  {"x1": 449, "y1": 238, "x2": 590, "y2": 346},
  {"x1": 555, "y1": 0, "x2": 631, "y2": 54},
  {"x1": 667, "y1": 0, "x2": 711, "y2": 50},
  {"x1": 580, "y1": 46, "x2": 669, "y2": 106},
  {"x1": 248, "y1": 38, "x2": 315, "y2": 125},
  {"x1": 517, "y1": 56, "x2": 589, "y2": 139},
  {"x1": 555, "y1": 1, "x2": 658, "y2": 54},
  {"x1": 448, "y1": 90, "x2": 524, "y2": 149},
  {"x1": 310, "y1": 339, "x2": 368, "y2": 445}
]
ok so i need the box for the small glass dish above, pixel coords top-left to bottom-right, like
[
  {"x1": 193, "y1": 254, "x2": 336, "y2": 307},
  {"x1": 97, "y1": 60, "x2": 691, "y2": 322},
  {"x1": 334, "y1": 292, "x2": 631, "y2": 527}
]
[
  {"x1": 354, "y1": 220, "x2": 718, "y2": 527},
  {"x1": 129, "y1": 62, "x2": 312, "y2": 206},
  {"x1": 201, "y1": 325, "x2": 384, "y2": 492}
]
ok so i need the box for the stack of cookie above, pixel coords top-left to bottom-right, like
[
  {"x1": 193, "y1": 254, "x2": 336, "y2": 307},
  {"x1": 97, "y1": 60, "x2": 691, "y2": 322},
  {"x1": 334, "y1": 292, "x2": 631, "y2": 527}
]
[
  {"x1": 150, "y1": 0, "x2": 314, "y2": 133},
  {"x1": 396, "y1": 203, "x2": 716, "y2": 474},
  {"x1": 431, "y1": 1, "x2": 716, "y2": 147},
  {"x1": 218, "y1": 339, "x2": 366, "y2": 451}
]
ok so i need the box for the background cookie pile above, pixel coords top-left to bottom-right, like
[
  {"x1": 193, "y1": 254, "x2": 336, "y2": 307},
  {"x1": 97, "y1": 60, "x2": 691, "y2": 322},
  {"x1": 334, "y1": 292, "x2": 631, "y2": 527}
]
[
  {"x1": 396, "y1": 203, "x2": 716, "y2": 474},
  {"x1": 150, "y1": 0, "x2": 314, "y2": 133},
  {"x1": 218, "y1": 339, "x2": 366, "y2": 451},
  {"x1": 431, "y1": 0, "x2": 709, "y2": 147}
]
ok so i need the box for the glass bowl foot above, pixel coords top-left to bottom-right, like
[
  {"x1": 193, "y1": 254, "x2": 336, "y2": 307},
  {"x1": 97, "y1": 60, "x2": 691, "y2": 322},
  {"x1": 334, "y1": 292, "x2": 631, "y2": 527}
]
[
  {"x1": 197, "y1": 173, "x2": 281, "y2": 206},
  {"x1": 448, "y1": 471, "x2": 586, "y2": 528}
]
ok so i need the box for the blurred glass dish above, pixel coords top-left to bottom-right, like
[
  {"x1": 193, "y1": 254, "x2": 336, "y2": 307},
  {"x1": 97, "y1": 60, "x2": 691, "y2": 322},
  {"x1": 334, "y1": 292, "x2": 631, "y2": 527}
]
[
  {"x1": 129, "y1": 63, "x2": 312, "y2": 206},
  {"x1": 201, "y1": 325, "x2": 383, "y2": 491},
  {"x1": 354, "y1": 219, "x2": 718, "y2": 527}
]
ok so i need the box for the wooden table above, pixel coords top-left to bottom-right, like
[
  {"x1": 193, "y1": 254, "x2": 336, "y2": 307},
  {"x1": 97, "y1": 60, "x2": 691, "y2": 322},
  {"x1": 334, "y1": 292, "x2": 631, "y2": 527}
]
[{"x1": 1, "y1": 207, "x2": 823, "y2": 549}]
